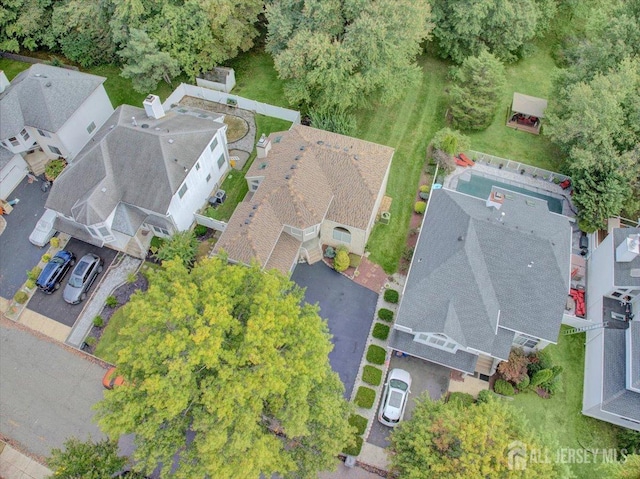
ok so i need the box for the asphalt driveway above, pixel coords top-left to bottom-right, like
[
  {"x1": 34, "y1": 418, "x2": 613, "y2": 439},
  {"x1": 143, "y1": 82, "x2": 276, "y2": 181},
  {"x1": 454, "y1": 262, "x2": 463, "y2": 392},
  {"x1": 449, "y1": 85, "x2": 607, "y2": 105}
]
[
  {"x1": 0, "y1": 177, "x2": 52, "y2": 299},
  {"x1": 0, "y1": 322, "x2": 106, "y2": 457},
  {"x1": 28, "y1": 238, "x2": 117, "y2": 327},
  {"x1": 291, "y1": 262, "x2": 378, "y2": 399},
  {"x1": 367, "y1": 355, "x2": 450, "y2": 448}
]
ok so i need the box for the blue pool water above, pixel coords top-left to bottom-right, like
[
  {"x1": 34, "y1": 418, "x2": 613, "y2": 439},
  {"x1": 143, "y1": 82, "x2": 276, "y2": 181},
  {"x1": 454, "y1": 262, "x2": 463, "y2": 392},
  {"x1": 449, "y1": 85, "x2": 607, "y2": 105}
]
[{"x1": 456, "y1": 174, "x2": 563, "y2": 214}]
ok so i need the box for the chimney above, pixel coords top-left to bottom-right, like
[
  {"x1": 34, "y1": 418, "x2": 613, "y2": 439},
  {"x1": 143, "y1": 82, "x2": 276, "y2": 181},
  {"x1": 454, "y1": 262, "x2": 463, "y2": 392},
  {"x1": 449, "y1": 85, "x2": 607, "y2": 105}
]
[
  {"x1": 486, "y1": 190, "x2": 504, "y2": 210},
  {"x1": 0, "y1": 71, "x2": 10, "y2": 94},
  {"x1": 256, "y1": 134, "x2": 271, "y2": 159},
  {"x1": 143, "y1": 94, "x2": 165, "y2": 119},
  {"x1": 616, "y1": 234, "x2": 640, "y2": 263}
]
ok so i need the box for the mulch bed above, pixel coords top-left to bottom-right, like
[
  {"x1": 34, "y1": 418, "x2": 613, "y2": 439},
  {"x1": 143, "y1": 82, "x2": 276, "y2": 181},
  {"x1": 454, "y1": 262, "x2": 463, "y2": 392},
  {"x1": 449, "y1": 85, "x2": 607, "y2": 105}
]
[{"x1": 83, "y1": 273, "x2": 148, "y2": 354}]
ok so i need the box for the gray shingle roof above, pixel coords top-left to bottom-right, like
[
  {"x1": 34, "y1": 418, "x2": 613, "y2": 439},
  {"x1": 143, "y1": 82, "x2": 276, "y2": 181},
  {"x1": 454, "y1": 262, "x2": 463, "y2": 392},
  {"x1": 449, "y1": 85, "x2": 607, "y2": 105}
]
[
  {"x1": 53, "y1": 216, "x2": 103, "y2": 247},
  {"x1": 0, "y1": 145, "x2": 14, "y2": 169},
  {"x1": 389, "y1": 329, "x2": 478, "y2": 374},
  {"x1": 602, "y1": 327, "x2": 640, "y2": 422},
  {"x1": 613, "y1": 228, "x2": 640, "y2": 287},
  {"x1": 397, "y1": 188, "x2": 571, "y2": 356},
  {"x1": 0, "y1": 64, "x2": 106, "y2": 139},
  {"x1": 112, "y1": 203, "x2": 148, "y2": 236},
  {"x1": 629, "y1": 321, "x2": 639, "y2": 392},
  {"x1": 46, "y1": 105, "x2": 222, "y2": 224}
]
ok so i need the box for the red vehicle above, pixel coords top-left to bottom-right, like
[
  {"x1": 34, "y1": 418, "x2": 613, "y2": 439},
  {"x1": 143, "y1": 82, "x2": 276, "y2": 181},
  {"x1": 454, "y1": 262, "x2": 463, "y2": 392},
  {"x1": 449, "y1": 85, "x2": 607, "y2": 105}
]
[{"x1": 102, "y1": 367, "x2": 125, "y2": 389}]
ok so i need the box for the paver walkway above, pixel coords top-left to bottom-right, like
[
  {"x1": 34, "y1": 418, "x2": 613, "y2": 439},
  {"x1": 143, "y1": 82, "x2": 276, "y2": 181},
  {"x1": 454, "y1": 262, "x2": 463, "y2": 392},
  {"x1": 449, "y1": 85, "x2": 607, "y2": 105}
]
[
  {"x1": 0, "y1": 443, "x2": 51, "y2": 479},
  {"x1": 353, "y1": 257, "x2": 389, "y2": 293},
  {"x1": 67, "y1": 255, "x2": 141, "y2": 348}
]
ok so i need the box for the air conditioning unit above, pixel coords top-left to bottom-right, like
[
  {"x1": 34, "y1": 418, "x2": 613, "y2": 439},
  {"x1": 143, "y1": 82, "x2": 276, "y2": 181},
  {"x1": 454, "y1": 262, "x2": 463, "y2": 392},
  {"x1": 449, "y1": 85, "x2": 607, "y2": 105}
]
[{"x1": 380, "y1": 211, "x2": 391, "y2": 224}]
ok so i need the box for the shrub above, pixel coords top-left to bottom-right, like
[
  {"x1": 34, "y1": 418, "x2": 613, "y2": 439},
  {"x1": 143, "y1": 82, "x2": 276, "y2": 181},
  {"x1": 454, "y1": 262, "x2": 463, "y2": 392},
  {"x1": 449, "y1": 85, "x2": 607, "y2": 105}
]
[
  {"x1": 516, "y1": 374, "x2": 530, "y2": 390},
  {"x1": 476, "y1": 389, "x2": 495, "y2": 404},
  {"x1": 366, "y1": 345, "x2": 386, "y2": 365},
  {"x1": 154, "y1": 231, "x2": 198, "y2": 267},
  {"x1": 414, "y1": 201, "x2": 427, "y2": 214},
  {"x1": 105, "y1": 296, "x2": 118, "y2": 308},
  {"x1": 41, "y1": 254, "x2": 51, "y2": 263},
  {"x1": 324, "y1": 246, "x2": 336, "y2": 259},
  {"x1": 93, "y1": 316, "x2": 104, "y2": 328},
  {"x1": 45, "y1": 158, "x2": 66, "y2": 180},
  {"x1": 530, "y1": 368, "x2": 554, "y2": 388},
  {"x1": 372, "y1": 323, "x2": 390, "y2": 341},
  {"x1": 402, "y1": 247, "x2": 414, "y2": 262},
  {"x1": 618, "y1": 429, "x2": 640, "y2": 453},
  {"x1": 308, "y1": 106, "x2": 357, "y2": 136},
  {"x1": 27, "y1": 267, "x2": 42, "y2": 281},
  {"x1": 84, "y1": 336, "x2": 97, "y2": 347},
  {"x1": 378, "y1": 308, "x2": 394, "y2": 322},
  {"x1": 194, "y1": 225, "x2": 208, "y2": 237},
  {"x1": 432, "y1": 149, "x2": 457, "y2": 174},
  {"x1": 348, "y1": 414, "x2": 368, "y2": 435},
  {"x1": 354, "y1": 386, "x2": 376, "y2": 409},
  {"x1": 384, "y1": 289, "x2": 399, "y2": 304},
  {"x1": 527, "y1": 349, "x2": 552, "y2": 376},
  {"x1": 448, "y1": 392, "x2": 475, "y2": 406},
  {"x1": 348, "y1": 253, "x2": 361, "y2": 268},
  {"x1": 494, "y1": 379, "x2": 515, "y2": 396},
  {"x1": 334, "y1": 249, "x2": 350, "y2": 272},
  {"x1": 497, "y1": 348, "x2": 529, "y2": 383},
  {"x1": 342, "y1": 435, "x2": 363, "y2": 457},
  {"x1": 362, "y1": 365, "x2": 383, "y2": 386},
  {"x1": 430, "y1": 127, "x2": 470, "y2": 156},
  {"x1": 126, "y1": 272, "x2": 138, "y2": 284},
  {"x1": 13, "y1": 291, "x2": 29, "y2": 304},
  {"x1": 25, "y1": 279, "x2": 36, "y2": 290},
  {"x1": 49, "y1": 237, "x2": 60, "y2": 248},
  {"x1": 419, "y1": 184, "x2": 430, "y2": 193}
]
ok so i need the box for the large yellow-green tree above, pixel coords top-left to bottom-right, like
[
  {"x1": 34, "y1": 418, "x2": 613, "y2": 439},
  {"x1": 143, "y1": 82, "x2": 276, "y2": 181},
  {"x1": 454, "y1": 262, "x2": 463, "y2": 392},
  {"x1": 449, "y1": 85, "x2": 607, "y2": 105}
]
[
  {"x1": 389, "y1": 393, "x2": 573, "y2": 478},
  {"x1": 95, "y1": 257, "x2": 352, "y2": 479}
]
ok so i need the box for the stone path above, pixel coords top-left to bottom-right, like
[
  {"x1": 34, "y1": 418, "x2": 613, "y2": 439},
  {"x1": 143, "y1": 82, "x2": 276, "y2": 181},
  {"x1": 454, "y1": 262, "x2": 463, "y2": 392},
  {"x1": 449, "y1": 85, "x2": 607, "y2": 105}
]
[
  {"x1": 0, "y1": 442, "x2": 51, "y2": 479},
  {"x1": 353, "y1": 256, "x2": 389, "y2": 293},
  {"x1": 66, "y1": 255, "x2": 142, "y2": 348}
]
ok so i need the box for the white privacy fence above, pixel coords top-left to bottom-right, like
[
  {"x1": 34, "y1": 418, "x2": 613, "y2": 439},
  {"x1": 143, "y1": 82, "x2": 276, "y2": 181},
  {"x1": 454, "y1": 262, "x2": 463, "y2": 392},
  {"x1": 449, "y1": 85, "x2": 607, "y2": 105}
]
[
  {"x1": 164, "y1": 84, "x2": 301, "y2": 124},
  {"x1": 194, "y1": 213, "x2": 227, "y2": 232}
]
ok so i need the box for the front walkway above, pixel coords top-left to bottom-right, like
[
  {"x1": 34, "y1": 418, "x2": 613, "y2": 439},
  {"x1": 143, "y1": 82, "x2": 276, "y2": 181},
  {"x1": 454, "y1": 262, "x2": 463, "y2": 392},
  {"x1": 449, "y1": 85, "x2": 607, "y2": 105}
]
[
  {"x1": 0, "y1": 443, "x2": 51, "y2": 479},
  {"x1": 352, "y1": 256, "x2": 389, "y2": 293}
]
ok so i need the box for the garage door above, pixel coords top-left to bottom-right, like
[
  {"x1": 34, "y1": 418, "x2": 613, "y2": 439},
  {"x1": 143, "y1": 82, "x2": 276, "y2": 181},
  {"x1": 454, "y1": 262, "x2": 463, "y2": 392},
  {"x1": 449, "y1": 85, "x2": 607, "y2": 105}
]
[{"x1": 0, "y1": 162, "x2": 28, "y2": 200}]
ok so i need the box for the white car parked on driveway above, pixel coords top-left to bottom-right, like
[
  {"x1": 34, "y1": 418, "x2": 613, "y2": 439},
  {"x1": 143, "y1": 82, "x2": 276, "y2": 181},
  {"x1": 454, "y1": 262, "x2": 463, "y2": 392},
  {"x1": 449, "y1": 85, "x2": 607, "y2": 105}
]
[
  {"x1": 29, "y1": 209, "x2": 57, "y2": 247},
  {"x1": 378, "y1": 368, "x2": 412, "y2": 427}
]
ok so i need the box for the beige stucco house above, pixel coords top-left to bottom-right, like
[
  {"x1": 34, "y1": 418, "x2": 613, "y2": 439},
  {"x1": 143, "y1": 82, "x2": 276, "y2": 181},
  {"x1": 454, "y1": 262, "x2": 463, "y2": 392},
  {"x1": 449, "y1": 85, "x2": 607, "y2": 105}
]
[{"x1": 213, "y1": 124, "x2": 394, "y2": 274}]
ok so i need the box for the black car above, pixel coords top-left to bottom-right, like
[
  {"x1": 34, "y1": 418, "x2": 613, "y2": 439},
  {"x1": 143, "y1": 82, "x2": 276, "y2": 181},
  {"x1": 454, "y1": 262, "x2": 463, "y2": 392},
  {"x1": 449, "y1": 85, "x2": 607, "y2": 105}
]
[
  {"x1": 63, "y1": 253, "x2": 103, "y2": 304},
  {"x1": 35, "y1": 250, "x2": 75, "y2": 293}
]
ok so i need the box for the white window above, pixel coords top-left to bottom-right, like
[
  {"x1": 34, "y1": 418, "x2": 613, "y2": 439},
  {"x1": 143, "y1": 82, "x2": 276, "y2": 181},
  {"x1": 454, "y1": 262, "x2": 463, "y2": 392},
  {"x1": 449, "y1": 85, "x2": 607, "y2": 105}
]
[
  {"x1": 38, "y1": 129, "x2": 51, "y2": 138},
  {"x1": 20, "y1": 129, "x2": 30, "y2": 141},
  {"x1": 209, "y1": 137, "x2": 218, "y2": 151},
  {"x1": 178, "y1": 183, "x2": 188, "y2": 199},
  {"x1": 86, "y1": 226, "x2": 98, "y2": 237},
  {"x1": 414, "y1": 333, "x2": 459, "y2": 353},
  {"x1": 9, "y1": 137, "x2": 19, "y2": 147},
  {"x1": 206, "y1": 173, "x2": 212, "y2": 182},
  {"x1": 513, "y1": 333, "x2": 539, "y2": 349},
  {"x1": 249, "y1": 179, "x2": 260, "y2": 192},
  {"x1": 195, "y1": 162, "x2": 201, "y2": 171},
  {"x1": 49, "y1": 145, "x2": 62, "y2": 156},
  {"x1": 333, "y1": 226, "x2": 351, "y2": 244},
  {"x1": 217, "y1": 154, "x2": 225, "y2": 169},
  {"x1": 152, "y1": 225, "x2": 170, "y2": 236},
  {"x1": 86, "y1": 121, "x2": 96, "y2": 134}
]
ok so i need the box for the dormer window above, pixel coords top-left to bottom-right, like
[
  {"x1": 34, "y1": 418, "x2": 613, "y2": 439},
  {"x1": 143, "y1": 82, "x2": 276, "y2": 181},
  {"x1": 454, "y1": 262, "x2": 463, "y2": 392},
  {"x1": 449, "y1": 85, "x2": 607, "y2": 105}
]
[{"x1": 415, "y1": 333, "x2": 459, "y2": 353}]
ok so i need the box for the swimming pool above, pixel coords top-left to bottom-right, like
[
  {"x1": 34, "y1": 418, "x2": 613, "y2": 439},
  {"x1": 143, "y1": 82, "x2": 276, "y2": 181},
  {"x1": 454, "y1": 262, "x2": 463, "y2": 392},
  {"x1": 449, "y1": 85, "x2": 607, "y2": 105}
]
[{"x1": 456, "y1": 174, "x2": 563, "y2": 214}]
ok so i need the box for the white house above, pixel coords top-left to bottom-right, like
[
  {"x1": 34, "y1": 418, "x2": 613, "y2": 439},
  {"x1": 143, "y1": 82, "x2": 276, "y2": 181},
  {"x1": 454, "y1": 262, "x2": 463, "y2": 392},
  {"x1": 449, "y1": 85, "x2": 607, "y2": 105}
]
[
  {"x1": 583, "y1": 228, "x2": 640, "y2": 431},
  {"x1": 0, "y1": 64, "x2": 113, "y2": 198},
  {"x1": 45, "y1": 96, "x2": 230, "y2": 258}
]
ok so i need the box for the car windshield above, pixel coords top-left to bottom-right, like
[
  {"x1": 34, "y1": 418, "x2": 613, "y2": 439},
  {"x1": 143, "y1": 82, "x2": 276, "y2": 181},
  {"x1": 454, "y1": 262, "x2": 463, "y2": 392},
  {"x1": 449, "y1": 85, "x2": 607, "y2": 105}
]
[
  {"x1": 68, "y1": 276, "x2": 84, "y2": 287},
  {"x1": 388, "y1": 390, "x2": 404, "y2": 408},
  {"x1": 389, "y1": 379, "x2": 408, "y2": 391},
  {"x1": 51, "y1": 257, "x2": 64, "y2": 264}
]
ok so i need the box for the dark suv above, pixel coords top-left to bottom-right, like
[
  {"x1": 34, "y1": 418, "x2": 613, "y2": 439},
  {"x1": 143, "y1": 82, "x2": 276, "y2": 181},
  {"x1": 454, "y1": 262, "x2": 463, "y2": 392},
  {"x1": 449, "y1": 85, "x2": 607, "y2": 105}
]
[
  {"x1": 36, "y1": 250, "x2": 76, "y2": 293},
  {"x1": 63, "y1": 253, "x2": 103, "y2": 304}
]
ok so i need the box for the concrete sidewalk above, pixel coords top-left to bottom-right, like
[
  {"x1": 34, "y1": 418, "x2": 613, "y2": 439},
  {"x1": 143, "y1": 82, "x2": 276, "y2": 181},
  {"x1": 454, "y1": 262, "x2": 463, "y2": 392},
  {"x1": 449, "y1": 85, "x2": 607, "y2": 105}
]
[
  {"x1": 0, "y1": 443, "x2": 51, "y2": 479},
  {"x1": 19, "y1": 308, "x2": 70, "y2": 342}
]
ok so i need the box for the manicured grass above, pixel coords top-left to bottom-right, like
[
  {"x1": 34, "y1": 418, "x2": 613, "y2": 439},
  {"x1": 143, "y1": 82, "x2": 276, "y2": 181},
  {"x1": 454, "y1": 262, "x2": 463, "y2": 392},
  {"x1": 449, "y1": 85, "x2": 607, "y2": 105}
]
[
  {"x1": 354, "y1": 386, "x2": 376, "y2": 409},
  {"x1": 0, "y1": 58, "x2": 30, "y2": 79},
  {"x1": 93, "y1": 308, "x2": 126, "y2": 364},
  {"x1": 366, "y1": 345, "x2": 386, "y2": 365},
  {"x1": 510, "y1": 327, "x2": 620, "y2": 479},
  {"x1": 362, "y1": 365, "x2": 383, "y2": 386}
]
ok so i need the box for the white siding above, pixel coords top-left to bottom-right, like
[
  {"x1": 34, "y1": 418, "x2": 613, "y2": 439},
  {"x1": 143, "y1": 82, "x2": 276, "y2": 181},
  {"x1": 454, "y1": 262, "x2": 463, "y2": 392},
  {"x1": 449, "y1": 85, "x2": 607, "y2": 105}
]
[
  {"x1": 166, "y1": 131, "x2": 229, "y2": 231},
  {"x1": 56, "y1": 86, "x2": 114, "y2": 160},
  {"x1": 0, "y1": 153, "x2": 28, "y2": 199}
]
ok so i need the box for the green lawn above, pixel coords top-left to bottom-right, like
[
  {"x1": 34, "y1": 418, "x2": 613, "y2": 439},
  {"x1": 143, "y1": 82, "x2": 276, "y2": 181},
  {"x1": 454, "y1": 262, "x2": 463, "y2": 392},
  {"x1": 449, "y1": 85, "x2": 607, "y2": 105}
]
[
  {"x1": 0, "y1": 58, "x2": 31, "y2": 79},
  {"x1": 227, "y1": 50, "x2": 289, "y2": 108},
  {"x1": 93, "y1": 307, "x2": 125, "y2": 364},
  {"x1": 510, "y1": 328, "x2": 620, "y2": 479}
]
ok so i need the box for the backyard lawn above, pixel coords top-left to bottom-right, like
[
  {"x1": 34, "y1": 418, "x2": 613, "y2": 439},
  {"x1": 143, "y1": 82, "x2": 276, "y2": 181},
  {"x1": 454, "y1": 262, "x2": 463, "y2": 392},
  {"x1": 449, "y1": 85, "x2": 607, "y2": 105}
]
[{"x1": 510, "y1": 328, "x2": 620, "y2": 479}]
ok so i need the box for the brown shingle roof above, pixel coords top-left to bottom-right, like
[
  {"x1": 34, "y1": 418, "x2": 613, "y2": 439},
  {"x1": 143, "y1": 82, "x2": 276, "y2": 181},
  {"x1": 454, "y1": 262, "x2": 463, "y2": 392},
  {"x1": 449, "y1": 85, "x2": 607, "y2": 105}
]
[{"x1": 214, "y1": 125, "x2": 394, "y2": 271}]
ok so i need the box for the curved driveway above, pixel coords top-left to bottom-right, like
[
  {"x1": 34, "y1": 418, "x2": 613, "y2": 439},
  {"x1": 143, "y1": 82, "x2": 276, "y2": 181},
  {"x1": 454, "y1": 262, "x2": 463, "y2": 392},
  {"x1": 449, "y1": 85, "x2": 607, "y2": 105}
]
[{"x1": 0, "y1": 321, "x2": 106, "y2": 458}]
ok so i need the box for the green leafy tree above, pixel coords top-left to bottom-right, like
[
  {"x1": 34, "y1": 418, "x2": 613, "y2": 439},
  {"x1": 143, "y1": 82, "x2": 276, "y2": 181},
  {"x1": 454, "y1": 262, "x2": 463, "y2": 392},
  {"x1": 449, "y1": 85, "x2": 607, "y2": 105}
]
[
  {"x1": 266, "y1": 0, "x2": 434, "y2": 111},
  {"x1": 598, "y1": 455, "x2": 640, "y2": 479},
  {"x1": 449, "y1": 50, "x2": 506, "y2": 131},
  {"x1": 95, "y1": 258, "x2": 352, "y2": 479},
  {"x1": 0, "y1": 0, "x2": 53, "y2": 52},
  {"x1": 153, "y1": 230, "x2": 198, "y2": 266},
  {"x1": 430, "y1": 0, "x2": 553, "y2": 63},
  {"x1": 389, "y1": 393, "x2": 572, "y2": 478},
  {"x1": 48, "y1": 437, "x2": 126, "y2": 479},
  {"x1": 430, "y1": 128, "x2": 470, "y2": 156},
  {"x1": 118, "y1": 29, "x2": 181, "y2": 93}
]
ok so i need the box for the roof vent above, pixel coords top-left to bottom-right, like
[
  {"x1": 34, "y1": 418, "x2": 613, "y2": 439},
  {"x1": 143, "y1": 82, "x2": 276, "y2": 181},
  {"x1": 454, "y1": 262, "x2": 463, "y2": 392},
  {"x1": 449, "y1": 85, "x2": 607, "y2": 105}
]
[
  {"x1": 285, "y1": 174, "x2": 290, "y2": 180},
  {"x1": 294, "y1": 155, "x2": 300, "y2": 160},
  {"x1": 101, "y1": 187, "x2": 107, "y2": 193},
  {"x1": 249, "y1": 212, "x2": 254, "y2": 218},
  {"x1": 252, "y1": 205, "x2": 258, "y2": 210},
  {"x1": 155, "y1": 127, "x2": 160, "y2": 131},
  {"x1": 290, "y1": 164, "x2": 297, "y2": 169},
  {"x1": 45, "y1": 82, "x2": 52, "y2": 87},
  {"x1": 317, "y1": 140, "x2": 324, "y2": 145},
  {"x1": 168, "y1": 139, "x2": 174, "y2": 144},
  {"x1": 109, "y1": 125, "x2": 115, "y2": 130},
  {"x1": 141, "y1": 124, "x2": 149, "y2": 129},
  {"x1": 299, "y1": 145, "x2": 305, "y2": 151},
  {"x1": 354, "y1": 155, "x2": 360, "y2": 160},
  {"x1": 343, "y1": 147, "x2": 349, "y2": 152},
  {"x1": 244, "y1": 219, "x2": 251, "y2": 225},
  {"x1": 458, "y1": 236, "x2": 464, "y2": 242},
  {"x1": 258, "y1": 162, "x2": 267, "y2": 170}
]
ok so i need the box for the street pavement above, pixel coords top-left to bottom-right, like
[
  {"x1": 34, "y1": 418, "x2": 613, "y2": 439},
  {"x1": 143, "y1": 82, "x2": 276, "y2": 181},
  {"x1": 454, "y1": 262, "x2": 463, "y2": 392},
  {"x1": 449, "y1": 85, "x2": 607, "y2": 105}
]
[{"x1": 0, "y1": 321, "x2": 107, "y2": 458}]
